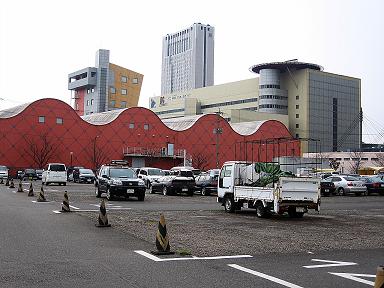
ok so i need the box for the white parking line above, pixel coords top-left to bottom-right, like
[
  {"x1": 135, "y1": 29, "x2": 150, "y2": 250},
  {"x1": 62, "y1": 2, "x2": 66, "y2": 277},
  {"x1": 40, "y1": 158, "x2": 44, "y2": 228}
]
[
  {"x1": 69, "y1": 205, "x2": 80, "y2": 210},
  {"x1": 329, "y1": 272, "x2": 375, "y2": 286},
  {"x1": 32, "y1": 200, "x2": 51, "y2": 203},
  {"x1": 303, "y1": 259, "x2": 357, "y2": 268},
  {"x1": 228, "y1": 264, "x2": 304, "y2": 288},
  {"x1": 135, "y1": 250, "x2": 253, "y2": 262}
]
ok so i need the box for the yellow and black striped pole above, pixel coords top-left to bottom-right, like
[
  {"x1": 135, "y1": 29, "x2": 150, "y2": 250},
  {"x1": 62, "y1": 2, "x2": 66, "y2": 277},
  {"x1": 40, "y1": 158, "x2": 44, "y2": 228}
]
[
  {"x1": 0, "y1": 178, "x2": 3, "y2": 184},
  {"x1": 9, "y1": 178, "x2": 15, "y2": 188},
  {"x1": 17, "y1": 179, "x2": 23, "y2": 192},
  {"x1": 28, "y1": 182, "x2": 34, "y2": 197},
  {"x1": 37, "y1": 186, "x2": 47, "y2": 202},
  {"x1": 5, "y1": 178, "x2": 9, "y2": 186},
  {"x1": 152, "y1": 214, "x2": 174, "y2": 255},
  {"x1": 95, "y1": 199, "x2": 111, "y2": 227},
  {"x1": 61, "y1": 191, "x2": 70, "y2": 212},
  {"x1": 375, "y1": 266, "x2": 384, "y2": 288}
]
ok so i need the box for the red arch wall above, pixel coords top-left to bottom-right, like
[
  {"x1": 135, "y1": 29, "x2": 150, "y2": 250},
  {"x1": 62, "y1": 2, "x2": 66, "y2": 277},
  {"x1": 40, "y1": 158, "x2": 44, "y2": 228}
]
[{"x1": 0, "y1": 98, "x2": 300, "y2": 176}]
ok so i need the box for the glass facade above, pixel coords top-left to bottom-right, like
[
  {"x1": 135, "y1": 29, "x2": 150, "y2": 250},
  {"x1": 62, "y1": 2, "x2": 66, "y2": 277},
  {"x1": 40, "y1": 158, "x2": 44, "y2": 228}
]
[{"x1": 308, "y1": 72, "x2": 360, "y2": 152}]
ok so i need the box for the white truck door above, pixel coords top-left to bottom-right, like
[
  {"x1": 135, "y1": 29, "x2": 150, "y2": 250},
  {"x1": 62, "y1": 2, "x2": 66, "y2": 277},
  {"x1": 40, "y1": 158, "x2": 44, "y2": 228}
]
[{"x1": 218, "y1": 164, "x2": 234, "y2": 198}]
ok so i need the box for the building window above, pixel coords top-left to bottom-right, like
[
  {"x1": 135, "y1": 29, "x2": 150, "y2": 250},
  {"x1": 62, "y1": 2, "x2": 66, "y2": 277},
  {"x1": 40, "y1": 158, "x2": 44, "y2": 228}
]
[
  {"x1": 91, "y1": 72, "x2": 96, "y2": 77},
  {"x1": 56, "y1": 117, "x2": 63, "y2": 125},
  {"x1": 295, "y1": 133, "x2": 299, "y2": 138},
  {"x1": 129, "y1": 123, "x2": 134, "y2": 129},
  {"x1": 296, "y1": 95, "x2": 299, "y2": 100},
  {"x1": 86, "y1": 100, "x2": 89, "y2": 106},
  {"x1": 120, "y1": 101, "x2": 127, "y2": 108},
  {"x1": 296, "y1": 124, "x2": 299, "y2": 128},
  {"x1": 121, "y1": 76, "x2": 127, "y2": 83},
  {"x1": 132, "y1": 78, "x2": 138, "y2": 84},
  {"x1": 90, "y1": 99, "x2": 94, "y2": 105},
  {"x1": 110, "y1": 87, "x2": 116, "y2": 94},
  {"x1": 296, "y1": 104, "x2": 299, "y2": 109},
  {"x1": 144, "y1": 124, "x2": 149, "y2": 130},
  {"x1": 122, "y1": 89, "x2": 127, "y2": 95},
  {"x1": 110, "y1": 100, "x2": 116, "y2": 107},
  {"x1": 296, "y1": 114, "x2": 299, "y2": 118},
  {"x1": 38, "y1": 116, "x2": 45, "y2": 123}
]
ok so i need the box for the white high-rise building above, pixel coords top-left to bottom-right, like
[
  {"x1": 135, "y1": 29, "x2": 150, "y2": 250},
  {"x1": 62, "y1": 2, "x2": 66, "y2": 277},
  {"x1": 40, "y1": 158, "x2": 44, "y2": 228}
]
[{"x1": 161, "y1": 23, "x2": 214, "y2": 95}]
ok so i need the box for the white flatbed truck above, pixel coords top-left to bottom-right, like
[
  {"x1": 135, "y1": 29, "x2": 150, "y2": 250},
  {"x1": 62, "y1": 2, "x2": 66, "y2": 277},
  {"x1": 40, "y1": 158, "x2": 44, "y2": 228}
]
[{"x1": 217, "y1": 161, "x2": 321, "y2": 218}]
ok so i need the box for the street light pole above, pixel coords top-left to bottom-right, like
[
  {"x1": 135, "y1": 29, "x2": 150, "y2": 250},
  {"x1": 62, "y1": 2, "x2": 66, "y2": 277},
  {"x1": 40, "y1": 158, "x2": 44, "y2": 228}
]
[{"x1": 70, "y1": 152, "x2": 73, "y2": 167}]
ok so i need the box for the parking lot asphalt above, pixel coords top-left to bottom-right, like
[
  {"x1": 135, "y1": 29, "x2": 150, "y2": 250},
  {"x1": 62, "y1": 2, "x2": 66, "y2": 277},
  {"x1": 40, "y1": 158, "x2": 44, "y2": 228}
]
[{"x1": 3, "y1": 180, "x2": 384, "y2": 258}]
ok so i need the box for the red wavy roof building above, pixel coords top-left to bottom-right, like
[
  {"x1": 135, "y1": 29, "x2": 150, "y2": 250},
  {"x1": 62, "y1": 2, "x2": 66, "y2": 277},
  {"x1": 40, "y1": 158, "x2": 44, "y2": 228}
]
[{"x1": 0, "y1": 98, "x2": 300, "y2": 175}]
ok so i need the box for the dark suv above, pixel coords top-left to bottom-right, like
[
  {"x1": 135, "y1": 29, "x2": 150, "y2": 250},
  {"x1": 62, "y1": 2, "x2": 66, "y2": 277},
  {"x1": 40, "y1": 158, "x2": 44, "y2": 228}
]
[{"x1": 95, "y1": 165, "x2": 146, "y2": 201}]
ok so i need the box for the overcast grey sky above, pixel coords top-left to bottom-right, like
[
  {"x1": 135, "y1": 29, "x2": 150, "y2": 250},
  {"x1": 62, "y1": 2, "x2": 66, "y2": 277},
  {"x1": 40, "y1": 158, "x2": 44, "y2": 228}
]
[{"x1": 1, "y1": 0, "x2": 383, "y2": 143}]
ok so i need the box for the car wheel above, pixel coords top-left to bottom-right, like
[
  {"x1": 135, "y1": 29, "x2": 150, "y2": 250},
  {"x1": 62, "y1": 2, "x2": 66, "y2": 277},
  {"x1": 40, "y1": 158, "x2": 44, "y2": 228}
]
[
  {"x1": 63, "y1": 183, "x2": 66, "y2": 186},
  {"x1": 256, "y1": 202, "x2": 267, "y2": 218},
  {"x1": 224, "y1": 196, "x2": 235, "y2": 213},
  {"x1": 95, "y1": 186, "x2": 101, "y2": 198},
  {"x1": 106, "y1": 188, "x2": 114, "y2": 201},
  {"x1": 187, "y1": 190, "x2": 194, "y2": 197},
  {"x1": 337, "y1": 187, "x2": 345, "y2": 196},
  {"x1": 162, "y1": 186, "x2": 168, "y2": 196},
  {"x1": 201, "y1": 187, "x2": 207, "y2": 196},
  {"x1": 138, "y1": 192, "x2": 145, "y2": 201},
  {"x1": 45, "y1": 182, "x2": 49, "y2": 186}
]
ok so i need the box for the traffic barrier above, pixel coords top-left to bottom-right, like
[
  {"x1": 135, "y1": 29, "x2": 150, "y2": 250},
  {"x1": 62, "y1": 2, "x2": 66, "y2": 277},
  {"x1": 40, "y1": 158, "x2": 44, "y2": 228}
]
[
  {"x1": 95, "y1": 199, "x2": 111, "y2": 227},
  {"x1": 28, "y1": 182, "x2": 34, "y2": 197},
  {"x1": 37, "y1": 186, "x2": 47, "y2": 202},
  {"x1": 61, "y1": 191, "x2": 70, "y2": 212},
  {"x1": 151, "y1": 213, "x2": 174, "y2": 255},
  {"x1": 375, "y1": 266, "x2": 384, "y2": 288},
  {"x1": 5, "y1": 178, "x2": 9, "y2": 186},
  {"x1": 17, "y1": 180, "x2": 23, "y2": 192},
  {"x1": 9, "y1": 179, "x2": 15, "y2": 188}
]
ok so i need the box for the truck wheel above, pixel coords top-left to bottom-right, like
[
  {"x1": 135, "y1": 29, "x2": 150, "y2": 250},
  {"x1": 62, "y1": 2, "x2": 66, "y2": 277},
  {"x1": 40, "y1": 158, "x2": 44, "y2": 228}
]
[
  {"x1": 256, "y1": 202, "x2": 267, "y2": 218},
  {"x1": 224, "y1": 196, "x2": 235, "y2": 213},
  {"x1": 288, "y1": 207, "x2": 303, "y2": 218},
  {"x1": 95, "y1": 186, "x2": 101, "y2": 198}
]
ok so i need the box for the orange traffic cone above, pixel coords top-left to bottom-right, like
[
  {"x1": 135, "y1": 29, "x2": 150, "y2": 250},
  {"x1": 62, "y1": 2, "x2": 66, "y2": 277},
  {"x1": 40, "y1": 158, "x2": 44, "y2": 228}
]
[{"x1": 151, "y1": 214, "x2": 174, "y2": 255}]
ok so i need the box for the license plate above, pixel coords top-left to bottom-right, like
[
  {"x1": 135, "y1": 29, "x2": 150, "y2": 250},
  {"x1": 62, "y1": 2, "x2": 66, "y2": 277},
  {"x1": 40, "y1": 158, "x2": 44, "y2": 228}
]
[
  {"x1": 381, "y1": 184, "x2": 384, "y2": 187},
  {"x1": 87, "y1": 179, "x2": 92, "y2": 182},
  {"x1": 324, "y1": 189, "x2": 329, "y2": 192},
  {"x1": 127, "y1": 189, "x2": 135, "y2": 194},
  {"x1": 296, "y1": 207, "x2": 305, "y2": 213},
  {"x1": 182, "y1": 188, "x2": 188, "y2": 192}
]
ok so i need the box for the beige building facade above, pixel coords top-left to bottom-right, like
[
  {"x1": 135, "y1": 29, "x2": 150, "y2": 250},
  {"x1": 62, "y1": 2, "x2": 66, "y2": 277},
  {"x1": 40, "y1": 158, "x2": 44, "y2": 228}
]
[{"x1": 149, "y1": 61, "x2": 361, "y2": 153}]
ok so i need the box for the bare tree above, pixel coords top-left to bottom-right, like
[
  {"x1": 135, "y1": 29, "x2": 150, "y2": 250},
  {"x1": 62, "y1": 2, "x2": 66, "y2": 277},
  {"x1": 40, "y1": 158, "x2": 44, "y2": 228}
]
[
  {"x1": 191, "y1": 152, "x2": 209, "y2": 171},
  {"x1": 348, "y1": 151, "x2": 364, "y2": 174},
  {"x1": 23, "y1": 133, "x2": 58, "y2": 168},
  {"x1": 87, "y1": 137, "x2": 110, "y2": 171},
  {"x1": 329, "y1": 159, "x2": 340, "y2": 171},
  {"x1": 373, "y1": 153, "x2": 384, "y2": 166}
]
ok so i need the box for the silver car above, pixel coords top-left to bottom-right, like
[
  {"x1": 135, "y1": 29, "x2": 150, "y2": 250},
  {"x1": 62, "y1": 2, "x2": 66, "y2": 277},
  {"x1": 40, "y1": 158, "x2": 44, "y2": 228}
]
[{"x1": 324, "y1": 175, "x2": 367, "y2": 196}]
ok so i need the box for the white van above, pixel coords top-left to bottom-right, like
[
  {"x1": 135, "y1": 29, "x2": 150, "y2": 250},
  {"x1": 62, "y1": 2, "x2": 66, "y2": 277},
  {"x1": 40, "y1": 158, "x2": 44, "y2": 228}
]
[{"x1": 42, "y1": 163, "x2": 67, "y2": 186}]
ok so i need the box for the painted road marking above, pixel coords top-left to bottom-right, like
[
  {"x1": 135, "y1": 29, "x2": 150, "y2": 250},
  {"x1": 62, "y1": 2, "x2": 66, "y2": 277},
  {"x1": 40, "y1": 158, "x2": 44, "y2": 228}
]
[
  {"x1": 90, "y1": 203, "x2": 131, "y2": 210},
  {"x1": 69, "y1": 205, "x2": 80, "y2": 210},
  {"x1": 329, "y1": 272, "x2": 376, "y2": 286},
  {"x1": 52, "y1": 209, "x2": 99, "y2": 214},
  {"x1": 53, "y1": 210, "x2": 61, "y2": 214},
  {"x1": 135, "y1": 250, "x2": 252, "y2": 262},
  {"x1": 228, "y1": 264, "x2": 304, "y2": 288},
  {"x1": 32, "y1": 200, "x2": 51, "y2": 203},
  {"x1": 303, "y1": 259, "x2": 357, "y2": 269}
]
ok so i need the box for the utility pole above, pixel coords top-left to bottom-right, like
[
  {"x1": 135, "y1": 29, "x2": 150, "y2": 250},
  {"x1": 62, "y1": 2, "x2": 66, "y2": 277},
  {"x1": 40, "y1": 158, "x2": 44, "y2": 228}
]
[{"x1": 214, "y1": 109, "x2": 223, "y2": 168}]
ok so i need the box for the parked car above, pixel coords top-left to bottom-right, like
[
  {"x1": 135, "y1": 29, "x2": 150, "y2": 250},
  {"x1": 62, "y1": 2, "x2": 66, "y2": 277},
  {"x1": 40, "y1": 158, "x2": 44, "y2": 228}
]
[
  {"x1": 170, "y1": 166, "x2": 201, "y2": 177},
  {"x1": 320, "y1": 179, "x2": 336, "y2": 196},
  {"x1": 73, "y1": 168, "x2": 95, "y2": 184},
  {"x1": 137, "y1": 167, "x2": 165, "y2": 188},
  {"x1": 150, "y1": 168, "x2": 195, "y2": 196},
  {"x1": 16, "y1": 170, "x2": 24, "y2": 180},
  {"x1": 22, "y1": 168, "x2": 38, "y2": 180},
  {"x1": 67, "y1": 166, "x2": 84, "y2": 180},
  {"x1": 35, "y1": 169, "x2": 43, "y2": 180},
  {"x1": 95, "y1": 164, "x2": 146, "y2": 201},
  {"x1": 195, "y1": 169, "x2": 220, "y2": 196},
  {"x1": 42, "y1": 163, "x2": 67, "y2": 186},
  {"x1": 361, "y1": 176, "x2": 384, "y2": 195},
  {"x1": 323, "y1": 175, "x2": 367, "y2": 196},
  {"x1": 0, "y1": 165, "x2": 8, "y2": 180}
]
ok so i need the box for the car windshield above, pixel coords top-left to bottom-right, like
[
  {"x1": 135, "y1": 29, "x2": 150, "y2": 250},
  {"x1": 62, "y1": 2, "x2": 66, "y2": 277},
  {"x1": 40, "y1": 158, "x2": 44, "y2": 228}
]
[
  {"x1": 110, "y1": 168, "x2": 136, "y2": 178},
  {"x1": 180, "y1": 170, "x2": 194, "y2": 177},
  {"x1": 344, "y1": 176, "x2": 359, "y2": 181},
  {"x1": 148, "y1": 169, "x2": 165, "y2": 176},
  {"x1": 79, "y1": 169, "x2": 94, "y2": 175},
  {"x1": 369, "y1": 176, "x2": 382, "y2": 182},
  {"x1": 0, "y1": 166, "x2": 7, "y2": 171},
  {"x1": 25, "y1": 169, "x2": 35, "y2": 173},
  {"x1": 50, "y1": 165, "x2": 66, "y2": 172}
]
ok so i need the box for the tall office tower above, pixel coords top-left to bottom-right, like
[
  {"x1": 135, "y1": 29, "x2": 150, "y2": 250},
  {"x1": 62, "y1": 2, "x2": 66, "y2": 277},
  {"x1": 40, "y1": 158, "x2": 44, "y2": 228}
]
[
  {"x1": 161, "y1": 23, "x2": 214, "y2": 95},
  {"x1": 68, "y1": 49, "x2": 143, "y2": 116}
]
